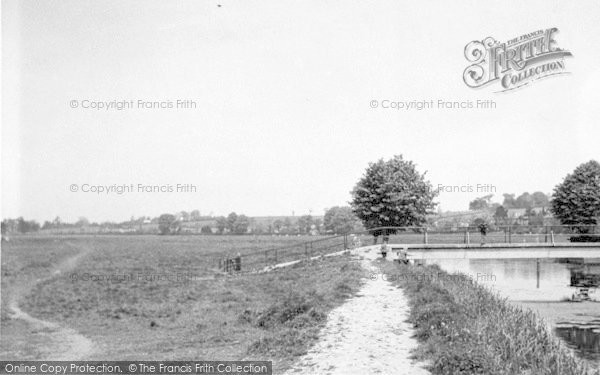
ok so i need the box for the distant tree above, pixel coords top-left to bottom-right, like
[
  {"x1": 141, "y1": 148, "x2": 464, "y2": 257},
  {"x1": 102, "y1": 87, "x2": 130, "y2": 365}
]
[
  {"x1": 493, "y1": 206, "x2": 508, "y2": 224},
  {"x1": 16, "y1": 217, "x2": 27, "y2": 233},
  {"x1": 158, "y1": 214, "x2": 177, "y2": 235},
  {"x1": 469, "y1": 195, "x2": 493, "y2": 211},
  {"x1": 528, "y1": 214, "x2": 544, "y2": 226},
  {"x1": 282, "y1": 218, "x2": 292, "y2": 234},
  {"x1": 200, "y1": 225, "x2": 213, "y2": 234},
  {"x1": 502, "y1": 194, "x2": 516, "y2": 208},
  {"x1": 472, "y1": 217, "x2": 488, "y2": 227},
  {"x1": 226, "y1": 212, "x2": 238, "y2": 233},
  {"x1": 350, "y1": 155, "x2": 437, "y2": 241},
  {"x1": 313, "y1": 218, "x2": 323, "y2": 234},
  {"x1": 215, "y1": 216, "x2": 228, "y2": 234},
  {"x1": 190, "y1": 210, "x2": 201, "y2": 221},
  {"x1": 179, "y1": 211, "x2": 190, "y2": 221},
  {"x1": 297, "y1": 215, "x2": 313, "y2": 234},
  {"x1": 75, "y1": 217, "x2": 90, "y2": 227},
  {"x1": 515, "y1": 192, "x2": 534, "y2": 209},
  {"x1": 531, "y1": 191, "x2": 549, "y2": 207},
  {"x1": 324, "y1": 206, "x2": 360, "y2": 234},
  {"x1": 272, "y1": 219, "x2": 283, "y2": 233},
  {"x1": 14, "y1": 217, "x2": 40, "y2": 233},
  {"x1": 551, "y1": 160, "x2": 600, "y2": 229},
  {"x1": 252, "y1": 222, "x2": 266, "y2": 234},
  {"x1": 1, "y1": 220, "x2": 8, "y2": 235},
  {"x1": 233, "y1": 214, "x2": 250, "y2": 234}
]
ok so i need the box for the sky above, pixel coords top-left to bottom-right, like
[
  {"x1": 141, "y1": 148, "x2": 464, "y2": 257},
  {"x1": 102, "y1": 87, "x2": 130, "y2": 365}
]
[{"x1": 2, "y1": 0, "x2": 600, "y2": 223}]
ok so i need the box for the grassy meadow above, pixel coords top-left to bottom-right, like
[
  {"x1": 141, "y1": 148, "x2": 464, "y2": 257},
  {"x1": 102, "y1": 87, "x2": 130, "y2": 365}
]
[{"x1": 0, "y1": 235, "x2": 365, "y2": 371}]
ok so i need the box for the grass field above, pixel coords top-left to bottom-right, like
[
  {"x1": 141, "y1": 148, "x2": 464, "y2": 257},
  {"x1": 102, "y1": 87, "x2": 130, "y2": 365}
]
[{"x1": 0, "y1": 235, "x2": 365, "y2": 371}]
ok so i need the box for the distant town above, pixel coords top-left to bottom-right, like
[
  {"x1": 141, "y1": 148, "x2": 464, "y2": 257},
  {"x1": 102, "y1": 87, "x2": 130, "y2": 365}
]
[{"x1": 2, "y1": 191, "x2": 562, "y2": 237}]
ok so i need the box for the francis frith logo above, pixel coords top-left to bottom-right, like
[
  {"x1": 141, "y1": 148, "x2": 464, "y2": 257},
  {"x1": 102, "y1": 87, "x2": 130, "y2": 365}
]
[{"x1": 463, "y1": 28, "x2": 572, "y2": 92}]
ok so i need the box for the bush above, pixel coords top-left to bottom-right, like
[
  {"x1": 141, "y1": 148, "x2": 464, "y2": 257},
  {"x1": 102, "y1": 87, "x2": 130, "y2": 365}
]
[
  {"x1": 254, "y1": 292, "x2": 323, "y2": 329},
  {"x1": 569, "y1": 235, "x2": 600, "y2": 242}
]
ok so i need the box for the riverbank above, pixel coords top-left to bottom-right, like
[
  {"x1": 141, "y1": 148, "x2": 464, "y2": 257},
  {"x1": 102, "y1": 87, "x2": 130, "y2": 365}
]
[{"x1": 377, "y1": 260, "x2": 599, "y2": 375}]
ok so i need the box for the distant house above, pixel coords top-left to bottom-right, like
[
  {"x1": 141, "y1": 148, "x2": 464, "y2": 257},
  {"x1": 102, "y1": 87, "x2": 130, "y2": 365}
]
[
  {"x1": 506, "y1": 208, "x2": 528, "y2": 225},
  {"x1": 506, "y1": 208, "x2": 526, "y2": 219},
  {"x1": 530, "y1": 206, "x2": 547, "y2": 216}
]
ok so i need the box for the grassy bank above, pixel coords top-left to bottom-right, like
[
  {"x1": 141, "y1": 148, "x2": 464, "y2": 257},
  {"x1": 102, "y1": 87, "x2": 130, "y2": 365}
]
[
  {"x1": 378, "y1": 260, "x2": 599, "y2": 375},
  {"x1": 1, "y1": 236, "x2": 365, "y2": 371}
]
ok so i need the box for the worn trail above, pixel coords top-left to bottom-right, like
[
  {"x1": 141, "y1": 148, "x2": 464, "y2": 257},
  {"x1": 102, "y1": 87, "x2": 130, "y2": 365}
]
[
  {"x1": 285, "y1": 248, "x2": 430, "y2": 375},
  {"x1": 6, "y1": 243, "x2": 94, "y2": 360}
]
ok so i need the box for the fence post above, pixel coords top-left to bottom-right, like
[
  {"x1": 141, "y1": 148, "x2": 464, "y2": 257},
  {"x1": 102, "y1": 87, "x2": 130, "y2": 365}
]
[
  {"x1": 466, "y1": 229, "x2": 470, "y2": 245},
  {"x1": 551, "y1": 230, "x2": 555, "y2": 246},
  {"x1": 509, "y1": 226, "x2": 512, "y2": 244},
  {"x1": 536, "y1": 258, "x2": 540, "y2": 289},
  {"x1": 423, "y1": 228, "x2": 428, "y2": 244},
  {"x1": 544, "y1": 226, "x2": 548, "y2": 243},
  {"x1": 235, "y1": 254, "x2": 242, "y2": 272}
]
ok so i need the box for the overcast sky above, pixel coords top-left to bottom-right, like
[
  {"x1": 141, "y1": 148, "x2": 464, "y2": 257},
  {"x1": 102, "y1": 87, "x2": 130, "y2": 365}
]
[{"x1": 2, "y1": 0, "x2": 599, "y2": 223}]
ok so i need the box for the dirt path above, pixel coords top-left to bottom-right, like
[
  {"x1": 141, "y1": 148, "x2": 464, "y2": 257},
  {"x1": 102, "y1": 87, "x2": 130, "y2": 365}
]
[
  {"x1": 284, "y1": 247, "x2": 430, "y2": 375},
  {"x1": 6, "y1": 243, "x2": 94, "y2": 360}
]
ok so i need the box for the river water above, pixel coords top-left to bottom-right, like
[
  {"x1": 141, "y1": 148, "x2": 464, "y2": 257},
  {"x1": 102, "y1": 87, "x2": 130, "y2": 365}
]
[{"x1": 427, "y1": 257, "x2": 600, "y2": 366}]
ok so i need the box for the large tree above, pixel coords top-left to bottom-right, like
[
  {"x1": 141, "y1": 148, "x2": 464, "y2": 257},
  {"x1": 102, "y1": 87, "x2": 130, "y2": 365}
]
[
  {"x1": 551, "y1": 160, "x2": 600, "y2": 228},
  {"x1": 350, "y1": 155, "x2": 437, "y2": 240}
]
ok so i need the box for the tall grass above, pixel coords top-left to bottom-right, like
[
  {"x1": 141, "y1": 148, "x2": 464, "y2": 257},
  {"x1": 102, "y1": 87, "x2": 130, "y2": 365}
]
[{"x1": 379, "y1": 261, "x2": 599, "y2": 375}]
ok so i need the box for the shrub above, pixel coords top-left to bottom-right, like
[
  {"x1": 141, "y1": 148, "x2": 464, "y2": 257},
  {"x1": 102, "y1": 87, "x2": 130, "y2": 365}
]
[{"x1": 569, "y1": 235, "x2": 600, "y2": 242}]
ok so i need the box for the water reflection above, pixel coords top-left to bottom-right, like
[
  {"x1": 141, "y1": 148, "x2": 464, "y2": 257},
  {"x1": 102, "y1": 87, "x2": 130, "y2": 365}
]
[
  {"x1": 424, "y1": 258, "x2": 574, "y2": 301},
  {"x1": 555, "y1": 324, "x2": 600, "y2": 362}
]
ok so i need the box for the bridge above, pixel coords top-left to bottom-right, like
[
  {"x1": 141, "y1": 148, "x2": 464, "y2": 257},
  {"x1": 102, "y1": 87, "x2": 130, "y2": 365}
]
[{"x1": 387, "y1": 243, "x2": 600, "y2": 260}]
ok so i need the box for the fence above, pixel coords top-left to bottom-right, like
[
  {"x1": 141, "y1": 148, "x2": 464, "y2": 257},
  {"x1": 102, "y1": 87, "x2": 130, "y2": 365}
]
[{"x1": 217, "y1": 224, "x2": 600, "y2": 274}]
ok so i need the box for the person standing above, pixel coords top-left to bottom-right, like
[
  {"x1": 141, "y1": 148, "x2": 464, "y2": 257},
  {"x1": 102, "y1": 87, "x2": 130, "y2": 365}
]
[
  {"x1": 478, "y1": 222, "x2": 488, "y2": 246},
  {"x1": 380, "y1": 241, "x2": 388, "y2": 258}
]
